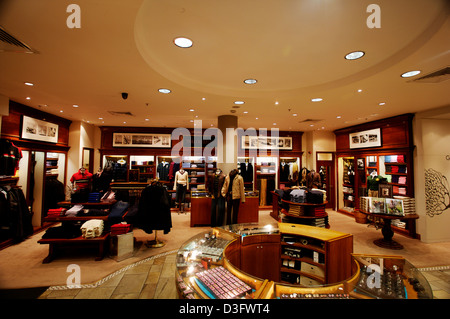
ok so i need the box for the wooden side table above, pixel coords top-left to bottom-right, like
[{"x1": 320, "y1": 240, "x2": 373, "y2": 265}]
[{"x1": 359, "y1": 211, "x2": 419, "y2": 250}]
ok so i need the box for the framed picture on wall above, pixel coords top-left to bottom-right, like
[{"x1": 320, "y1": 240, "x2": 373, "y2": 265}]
[
  {"x1": 113, "y1": 133, "x2": 171, "y2": 148},
  {"x1": 21, "y1": 115, "x2": 59, "y2": 143},
  {"x1": 349, "y1": 128, "x2": 381, "y2": 149},
  {"x1": 241, "y1": 136, "x2": 293, "y2": 150}
]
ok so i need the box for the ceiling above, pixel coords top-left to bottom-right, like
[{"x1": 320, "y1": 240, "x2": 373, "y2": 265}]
[{"x1": 0, "y1": 0, "x2": 449, "y2": 132}]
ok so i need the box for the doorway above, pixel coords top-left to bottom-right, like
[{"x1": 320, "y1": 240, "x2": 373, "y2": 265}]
[{"x1": 316, "y1": 152, "x2": 335, "y2": 209}]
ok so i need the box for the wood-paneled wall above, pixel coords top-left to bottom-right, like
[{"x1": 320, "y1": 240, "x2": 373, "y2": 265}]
[
  {"x1": 334, "y1": 114, "x2": 414, "y2": 155},
  {"x1": 1, "y1": 101, "x2": 71, "y2": 151}
]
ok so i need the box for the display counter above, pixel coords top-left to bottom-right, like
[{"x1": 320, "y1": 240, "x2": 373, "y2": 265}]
[
  {"x1": 175, "y1": 223, "x2": 433, "y2": 299},
  {"x1": 190, "y1": 191, "x2": 259, "y2": 227}
]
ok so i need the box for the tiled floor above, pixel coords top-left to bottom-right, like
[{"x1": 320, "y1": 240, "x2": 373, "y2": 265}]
[
  {"x1": 37, "y1": 251, "x2": 450, "y2": 299},
  {"x1": 418, "y1": 266, "x2": 450, "y2": 299},
  {"x1": 38, "y1": 251, "x2": 178, "y2": 299}
]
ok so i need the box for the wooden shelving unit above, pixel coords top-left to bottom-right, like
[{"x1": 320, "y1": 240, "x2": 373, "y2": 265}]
[{"x1": 279, "y1": 223, "x2": 353, "y2": 286}]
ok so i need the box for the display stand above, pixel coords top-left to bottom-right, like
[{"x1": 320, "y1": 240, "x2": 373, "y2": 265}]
[{"x1": 145, "y1": 230, "x2": 165, "y2": 248}]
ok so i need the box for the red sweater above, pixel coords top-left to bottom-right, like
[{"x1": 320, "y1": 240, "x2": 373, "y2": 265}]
[{"x1": 70, "y1": 170, "x2": 93, "y2": 189}]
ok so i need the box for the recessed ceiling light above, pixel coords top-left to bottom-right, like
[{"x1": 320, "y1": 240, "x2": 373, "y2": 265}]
[
  {"x1": 73, "y1": 104, "x2": 79, "y2": 108},
  {"x1": 275, "y1": 101, "x2": 279, "y2": 105},
  {"x1": 98, "y1": 117, "x2": 103, "y2": 120},
  {"x1": 379, "y1": 102, "x2": 386, "y2": 106},
  {"x1": 243, "y1": 111, "x2": 248, "y2": 114},
  {"x1": 26, "y1": 97, "x2": 30, "y2": 100},
  {"x1": 293, "y1": 113, "x2": 298, "y2": 116},
  {"x1": 244, "y1": 78, "x2": 257, "y2": 85},
  {"x1": 345, "y1": 51, "x2": 365, "y2": 60},
  {"x1": 337, "y1": 116, "x2": 342, "y2": 119},
  {"x1": 311, "y1": 98, "x2": 323, "y2": 102},
  {"x1": 401, "y1": 70, "x2": 421, "y2": 78},
  {"x1": 189, "y1": 109, "x2": 195, "y2": 112},
  {"x1": 158, "y1": 88, "x2": 171, "y2": 94},
  {"x1": 145, "y1": 118, "x2": 149, "y2": 121},
  {"x1": 202, "y1": 97, "x2": 206, "y2": 101},
  {"x1": 273, "y1": 123, "x2": 277, "y2": 125},
  {"x1": 174, "y1": 37, "x2": 193, "y2": 48},
  {"x1": 60, "y1": 110, "x2": 63, "y2": 113},
  {"x1": 357, "y1": 89, "x2": 363, "y2": 93},
  {"x1": 24, "y1": 82, "x2": 34, "y2": 86},
  {"x1": 234, "y1": 101, "x2": 245, "y2": 105},
  {"x1": 255, "y1": 117, "x2": 259, "y2": 120},
  {"x1": 190, "y1": 120, "x2": 194, "y2": 122}
]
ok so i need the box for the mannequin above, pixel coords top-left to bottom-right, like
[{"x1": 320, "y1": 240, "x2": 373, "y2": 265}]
[
  {"x1": 70, "y1": 167, "x2": 93, "y2": 191},
  {"x1": 300, "y1": 167, "x2": 309, "y2": 187},
  {"x1": 208, "y1": 168, "x2": 226, "y2": 226},
  {"x1": 174, "y1": 168, "x2": 189, "y2": 213},
  {"x1": 221, "y1": 169, "x2": 245, "y2": 225},
  {"x1": 367, "y1": 170, "x2": 382, "y2": 197},
  {"x1": 70, "y1": 167, "x2": 93, "y2": 203}
]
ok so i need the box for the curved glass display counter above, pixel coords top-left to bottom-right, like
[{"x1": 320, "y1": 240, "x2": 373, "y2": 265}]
[{"x1": 175, "y1": 223, "x2": 433, "y2": 299}]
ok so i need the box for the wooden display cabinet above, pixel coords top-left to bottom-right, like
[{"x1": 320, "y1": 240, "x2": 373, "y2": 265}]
[
  {"x1": 240, "y1": 234, "x2": 281, "y2": 282},
  {"x1": 279, "y1": 223, "x2": 353, "y2": 285}
]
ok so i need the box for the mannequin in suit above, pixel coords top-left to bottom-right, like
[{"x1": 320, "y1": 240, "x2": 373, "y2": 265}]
[
  {"x1": 221, "y1": 169, "x2": 245, "y2": 225},
  {"x1": 208, "y1": 168, "x2": 226, "y2": 226}
]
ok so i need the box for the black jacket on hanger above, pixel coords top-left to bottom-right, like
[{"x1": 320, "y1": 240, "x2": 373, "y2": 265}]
[
  {"x1": 137, "y1": 183, "x2": 172, "y2": 234},
  {"x1": 239, "y1": 162, "x2": 253, "y2": 183},
  {"x1": 0, "y1": 186, "x2": 33, "y2": 243}
]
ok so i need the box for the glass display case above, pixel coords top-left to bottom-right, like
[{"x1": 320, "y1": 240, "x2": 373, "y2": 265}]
[
  {"x1": 175, "y1": 225, "x2": 433, "y2": 299},
  {"x1": 352, "y1": 254, "x2": 433, "y2": 299},
  {"x1": 175, "y1": 229, "x2": 238, "y2": 299}
]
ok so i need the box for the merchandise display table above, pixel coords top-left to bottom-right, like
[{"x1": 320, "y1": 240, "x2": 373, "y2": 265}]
[
  {"x1": 359, "y1": 211, "x2": 419, "y2": 250},
  {"x1": 175, "y1": 223, "x2": 432, "y2": 299},
  {"x1": 38, "y1": 201, "x2": 116, "y2": 263},
  {"x1": 38, "y1": 233, "x2": 110, "y2": 263}
]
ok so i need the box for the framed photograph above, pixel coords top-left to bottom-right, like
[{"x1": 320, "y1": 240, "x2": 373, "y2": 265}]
[
  {"x1": 21, "y1": 115, "x2": 59, "y2": 143},
  {"x1": 378, "y1": 183, "x2": 393, "y2": 198},
  {"x1": 113, "y1": 133, "x2": 171, "y2": 148},
  {"x1": 349, "y1": 128, "x2": 381, "y2": 149},
  {"x1": 241, "y1": 136, "x2": 293, "y2": 150}
]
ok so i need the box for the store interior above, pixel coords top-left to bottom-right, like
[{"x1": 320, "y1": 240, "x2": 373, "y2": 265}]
[{"x1": 0, "y1": 0, "x2": 449, "y2": 301}]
